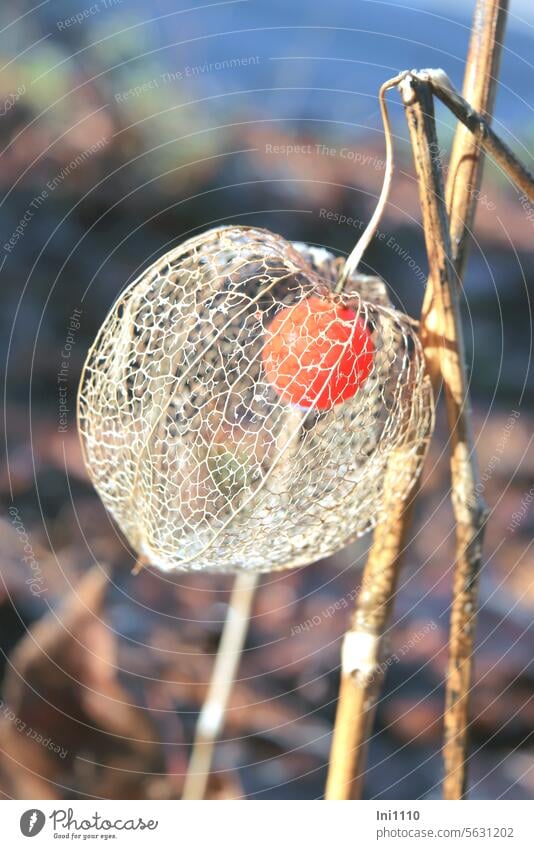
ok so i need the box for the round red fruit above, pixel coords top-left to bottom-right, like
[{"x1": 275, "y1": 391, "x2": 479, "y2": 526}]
[{"x1": 262, "y1": 296, "x2": 374, "y2": 410}]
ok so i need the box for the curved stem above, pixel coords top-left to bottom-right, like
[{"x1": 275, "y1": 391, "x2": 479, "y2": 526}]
[{"x1": 336, "y1": 72, "x2": 407, "y2": 292}]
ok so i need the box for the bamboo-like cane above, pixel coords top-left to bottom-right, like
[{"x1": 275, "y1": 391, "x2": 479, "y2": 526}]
[
  {"x1": 325, "y1": 73, "x2": 433, "y2": 801},
  {"x1": 399, "y1": 73, "x2": 489, "y2": 801},
  {"x1": 324, "y1": 459, "x2": 423, "y2": 799},
  {"x1": 428, "y1": 77, "x2": 533, "y2": 205},
  {"x1": 444, "y1": 0, "x2": 510, "y2": 280},
  {"x1": 400, "y1": 5, "x2": 534, "y2": 802},
  {"x1": 182, "y1": 571, "x2": 258, "y2": 800},
  {"x1": 326, "y1": 0, "x2": 527, "y2": 800},
  {"x1": 437, "y1": 0, "x2": 509, "y2": 800}
]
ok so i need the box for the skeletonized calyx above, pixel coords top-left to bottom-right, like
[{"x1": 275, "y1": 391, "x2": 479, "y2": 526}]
[{"x1": 78, "y1": 225, "x2": 433, "y2": 572}]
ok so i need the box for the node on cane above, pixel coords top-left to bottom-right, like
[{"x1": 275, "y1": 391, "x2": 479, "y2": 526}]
[{"x1": 78, "y1": 225, "x2": 433, "y2": 573}]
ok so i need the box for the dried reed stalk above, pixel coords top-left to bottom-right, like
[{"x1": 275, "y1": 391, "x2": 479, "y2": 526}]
[
  {"x1": 325, "y1": 459, "x2": 422, "y2": 799},
  {"x1": 429, "y1": 77, "x2": 533, "y2": 204},
  {"x1": 325, "y1": 76, "x2": 435, "y2": 801},
  {"x1": 399, "y1": 73, "x2": 490, "y2": 799},
  {"x1": 439, "y1": 0, "x2": 509, "y2": 800},
  {"x1": 326, "y1": 0, "x2": 520, "y2": 800},
  {"x1": 445, "y1": 0, "x2": 509, "y2": 279}
]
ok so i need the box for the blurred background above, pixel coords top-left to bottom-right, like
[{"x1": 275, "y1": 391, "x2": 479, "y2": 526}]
[{"x1": 0, "y1": 0, "x2": 533, "y2": 800}]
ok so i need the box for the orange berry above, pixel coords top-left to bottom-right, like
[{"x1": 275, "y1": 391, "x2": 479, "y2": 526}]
[{"x1": 262, "y1": 296, "x2": 374, "y2": 410}]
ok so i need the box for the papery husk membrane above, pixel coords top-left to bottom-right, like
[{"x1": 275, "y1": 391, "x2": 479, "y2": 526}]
[{"x1": 78, "y1": 226, "x2": 433, "y2": 572}]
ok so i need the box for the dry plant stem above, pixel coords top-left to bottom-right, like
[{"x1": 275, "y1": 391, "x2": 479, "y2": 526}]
[
  {"x1": 326, "y1": 77, "x2": 435, "y2": 799},
  {"x1": 439, "y1": 0, "x2": 508, "y2": 800},
  {"x1": 325, "y1": 77, "x2": 433, "y2": 799},
  {"x1": 337, "y1": 73, "x2": 406, "y2": 290},
  {"x1": 183, "y1": 406, "x2": 302, "y2": 799},
  {"x1": 426, "y1": 71, "x2": 534, "y2": 203},
  {"x1": 400, "y1": 75, "x2": 490, "y2": 801},
  {"x1": 325, "y1": 485, "x2": 419, "y2": 799},
  {"x1": 444, "y1": 0, "x2": 509, "y2": 279},
  {"x1": 181, "y1": 570, "x2": 259, "y2": 800},
  {"x1": 327, "y1": 2, "x2": 515, "y2": 801}
]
